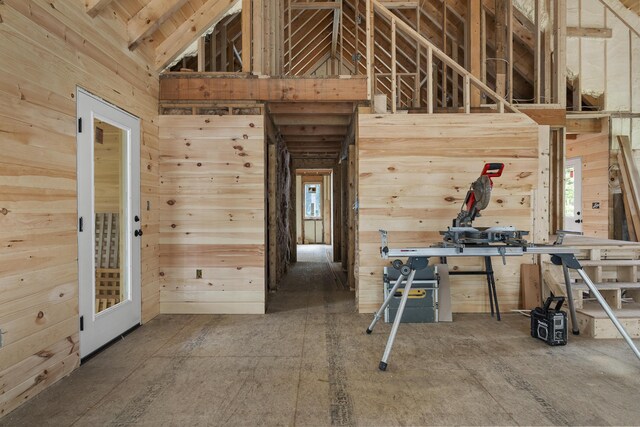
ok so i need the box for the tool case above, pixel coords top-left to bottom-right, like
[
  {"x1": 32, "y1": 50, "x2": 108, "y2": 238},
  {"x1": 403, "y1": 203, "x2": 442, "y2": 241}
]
[
  {"x1": 383, "y1": 266, "x2": 438, "y2": 323},
  {"x1": 531, "y1": 296, "x2": 568, "y2": 346}
]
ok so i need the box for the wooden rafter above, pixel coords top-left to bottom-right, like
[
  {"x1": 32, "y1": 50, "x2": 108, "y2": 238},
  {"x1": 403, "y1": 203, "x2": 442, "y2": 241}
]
[
  {"x1": 85, "y1": 0, "x2": 114, "y2": 17},
  {"x1": 155, "y1": 0, "x2": 239, "y2": 71},
  {"x1": 128, "y1": 0, "x2": 191, "y2": 50}
]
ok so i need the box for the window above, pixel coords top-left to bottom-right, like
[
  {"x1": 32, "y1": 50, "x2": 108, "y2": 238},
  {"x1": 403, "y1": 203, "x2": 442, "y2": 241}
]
[{"x1": 304, "y1": 183, "x2": 322, "y2": 219}]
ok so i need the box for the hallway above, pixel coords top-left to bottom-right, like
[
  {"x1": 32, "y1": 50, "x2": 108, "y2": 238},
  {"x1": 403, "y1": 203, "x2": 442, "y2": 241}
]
[{"x1": 3, "y1": 246, "x2": 640, "y2": 426}]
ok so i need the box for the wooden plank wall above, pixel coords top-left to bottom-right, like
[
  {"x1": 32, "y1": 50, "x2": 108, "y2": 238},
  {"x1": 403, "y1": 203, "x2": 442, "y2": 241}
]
[
  {"x1": 158, "y1": 115, "x2": 265, "y2": 314},
  {"x1": 358, "y1": 114, "x2": 543, "y2": 313},
  {"x1": 0, "y1": 0, "x2": 160, "y2": 417},
  {"x1": 567, "y1": 125, "x2": 610, "y2": 238}
]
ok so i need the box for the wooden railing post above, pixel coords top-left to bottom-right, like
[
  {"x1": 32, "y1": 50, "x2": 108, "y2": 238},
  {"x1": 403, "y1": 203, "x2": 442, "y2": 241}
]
[
  {"x1": 391, "y1": 18, "x2": 397, "y2": 113},
  {"x1": 464, "y1": 75, "x2": 471, "y2": 113},
  {"x1": 366, "y1": 0, "x2": 374, "y2": 102},
  {"x1": 427, "y1": 45, "x2": 433, "y2": 113}
]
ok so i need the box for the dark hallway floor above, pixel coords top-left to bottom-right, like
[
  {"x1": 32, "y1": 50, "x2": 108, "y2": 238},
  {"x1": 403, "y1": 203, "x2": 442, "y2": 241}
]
[{"x1": 3, "y1": 245, "x2": 640, "y2": 426}]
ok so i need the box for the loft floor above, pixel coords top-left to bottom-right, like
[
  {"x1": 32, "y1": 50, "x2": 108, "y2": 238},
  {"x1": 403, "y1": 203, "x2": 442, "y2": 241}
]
[{"x1": 3, "y1": 246, "x2": 640, "y2": 426}]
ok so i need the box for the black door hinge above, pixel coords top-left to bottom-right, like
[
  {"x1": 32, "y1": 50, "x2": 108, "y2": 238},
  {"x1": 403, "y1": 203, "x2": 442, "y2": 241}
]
[
  {"x1": 79, "y1": 216, "x2": 84, "y2": 232},
  {"x1": 80, "y1": 315, "x2": 84, "y2": 331},
  {"x1": 78, "y1": 117, "x2": 82, "y2": 133}
]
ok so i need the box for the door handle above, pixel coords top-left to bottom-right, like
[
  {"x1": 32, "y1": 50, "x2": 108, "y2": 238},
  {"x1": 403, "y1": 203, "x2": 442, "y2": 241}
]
[
  {"x1": 574, "y1": 219, "x2": 582, "y2": 224},
  {"x1": 134, "y1": 229, "x2": 143, "y2": 237}
]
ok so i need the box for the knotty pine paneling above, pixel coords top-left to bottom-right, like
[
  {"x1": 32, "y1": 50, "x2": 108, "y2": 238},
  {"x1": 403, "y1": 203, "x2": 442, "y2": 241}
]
[
  {"x1": 0, "y1": 0, "x2": 159, "y2": 416},
  {"x1": 357, "y1": 114, "x2": 543, "y2": 313},
  {"x1": 159, "y1": 115, "x2": 265, "y2": 314}
]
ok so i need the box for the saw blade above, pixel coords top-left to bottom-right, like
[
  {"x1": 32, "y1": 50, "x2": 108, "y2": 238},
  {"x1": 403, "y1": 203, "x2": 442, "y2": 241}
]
[{"x1": 472, "y1": 175, "x2": 492, "y2": 211}]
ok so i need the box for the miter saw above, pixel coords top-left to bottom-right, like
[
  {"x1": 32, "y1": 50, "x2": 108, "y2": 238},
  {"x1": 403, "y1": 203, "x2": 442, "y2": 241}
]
[{"x1": 440, "y1": 163, "x2": 529, "y2": 247}]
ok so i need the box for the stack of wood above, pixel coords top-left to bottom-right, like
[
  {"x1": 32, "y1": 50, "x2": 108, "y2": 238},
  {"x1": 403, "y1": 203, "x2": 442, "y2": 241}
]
[
  {"x1": 616, "y1": 136, "x2": 640, "y2": 241},
  {"x1": 95, "y1": 212, "x2": 121, "y2": 311}
]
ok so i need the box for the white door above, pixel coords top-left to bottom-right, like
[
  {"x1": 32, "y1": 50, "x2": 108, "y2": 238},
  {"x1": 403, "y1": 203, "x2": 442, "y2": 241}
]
[
  {"x1": 564, "y1": 157, "x2": 583, "y2": 233},
  {"x1": 77, "y1": 89, "x2": 141, "y2": 358}
]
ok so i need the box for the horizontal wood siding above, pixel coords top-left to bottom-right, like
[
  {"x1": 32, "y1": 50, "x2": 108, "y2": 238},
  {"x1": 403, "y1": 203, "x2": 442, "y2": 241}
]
[
  {"x1": 159, "y1": 115, "x2": 265, "y2": 314},
  {"x1": 357, "y1": 114, "x2": 541, "y2": 313},
  {"x1": 0, "y1": 0, "x2": 160, "y2": 416}
]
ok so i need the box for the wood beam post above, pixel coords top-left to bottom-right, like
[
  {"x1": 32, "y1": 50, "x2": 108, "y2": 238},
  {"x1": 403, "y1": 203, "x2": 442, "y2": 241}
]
[
  {"x1": 534, "y1": 0, "x2": 542, "y2": 103},
  {"x1": 507, "y1": 0, "x2": 513, "y2": 103},
  {"x1": 495, "y1": 0, "x2": 507, "y2": 98},
  {"x1": 554, "y1": 0, "x2": 567, "y2": 107},
  {"x1": 268, "y1": 144, "x2": 277, "y2": 291},
  {"x1": 366, "y1": 0, "x2": 375, "y2": 102},
  {"x1": 468, "y1": 0, "x2": 481, "y2": 107},
  {"x1": 242, "y1": 0, "x2": 252, "y2": 72},
  {"x1": 391, "y1": 18, "x2": 397, "y2": 113},
  {"x1": 197, "y1": 36, "x2": 206, "y2": 72}
]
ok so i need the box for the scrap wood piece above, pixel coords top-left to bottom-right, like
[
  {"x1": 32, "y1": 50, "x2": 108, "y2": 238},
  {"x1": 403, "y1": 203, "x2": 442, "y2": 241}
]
[
  {"x1": 521, "y1": 264, "x2": 542, "y2": 310},
  {"x1": 617, "y1": 141, "x2": 640, "y2": 240},
  {"x1": 617, "y1": 152, "x2": 638, "y2": 241}
]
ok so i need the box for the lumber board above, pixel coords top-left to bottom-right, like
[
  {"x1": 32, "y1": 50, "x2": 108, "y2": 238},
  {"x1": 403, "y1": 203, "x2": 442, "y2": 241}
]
[
  {"x1": 617, "y1": 146, "x2": 640, "y2": 239},
  {"x1": 159, "y1": 76, "x2": 368, "y2": 101},
  {"x1": 520, "y1": 264, "x2": 541, "y2": 309},
  {"x1": 520, "y1": 108, "x2": 567, "y2": 127},
  {"x1": 357, "y1": 113, "x2": 541, "y2": 313}
]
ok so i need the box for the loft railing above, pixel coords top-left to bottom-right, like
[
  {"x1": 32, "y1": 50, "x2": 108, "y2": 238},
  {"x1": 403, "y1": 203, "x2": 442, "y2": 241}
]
[{"x1": 367, "y1": 0, "x2": 519, "y2": 113}]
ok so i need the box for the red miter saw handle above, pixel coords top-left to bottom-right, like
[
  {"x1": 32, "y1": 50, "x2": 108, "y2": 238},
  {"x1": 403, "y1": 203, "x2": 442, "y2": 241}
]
[{"x1": 481, "y1": 163, "x2": 504, "y2": 179}]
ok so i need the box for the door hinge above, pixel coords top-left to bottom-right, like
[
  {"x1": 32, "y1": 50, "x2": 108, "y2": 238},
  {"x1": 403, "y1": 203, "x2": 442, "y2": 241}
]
[
  {"x1": 79, "y1": 216, "x2": 84, "y2": 232},
  {"x1": 78, "y1": 117, "x2": 82, "y2": 133},
  {"x1": 80, "y1": 315, "x2": 84, "y2": 331}
]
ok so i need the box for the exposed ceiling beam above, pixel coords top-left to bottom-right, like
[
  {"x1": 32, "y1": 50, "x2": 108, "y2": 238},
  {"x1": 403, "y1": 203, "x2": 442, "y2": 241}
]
[
  {"x1": 272, "y1": 115, "x2": 352, "y2": 126},
  {"x1": 160, "y1": 76, "x2": 367, "y2": 102},
  {"x1": 128, "y1": 0, "x2": 191, "y2": 50},
  {"x1": 268, "y1": 102, "x2": 355, "y2": 115},
  {"x1": 85, "y1": 0, "x2": 114, "y2": 17},
  {"x1": 279, "y1": 125, "x2": 348, "y2": 136},
  {"x1": 155, "y1": 0, "x2": 239, "y2": 71},
  {"x1": 291, "y1": 2, "x2": 341, "y2": 9}
]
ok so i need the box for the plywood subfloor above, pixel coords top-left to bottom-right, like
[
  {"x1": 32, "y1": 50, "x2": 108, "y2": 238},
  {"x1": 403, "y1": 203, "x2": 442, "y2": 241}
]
[{"x1": 3, "y1": 246, "x2": 640, "y2": 426}]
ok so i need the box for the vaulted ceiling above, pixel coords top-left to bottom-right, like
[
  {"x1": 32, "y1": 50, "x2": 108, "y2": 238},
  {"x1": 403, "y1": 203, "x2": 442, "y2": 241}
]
[{"x1": 85, "y1": 0, "x2": 240, "y2": 71}]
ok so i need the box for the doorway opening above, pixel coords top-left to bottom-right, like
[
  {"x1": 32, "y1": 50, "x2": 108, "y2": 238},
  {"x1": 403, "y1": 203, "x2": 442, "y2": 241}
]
[
  {"x1": 297, "y1": 170, "x2": 332, "y2": 246},
  {"x1": 265, "y1": 102, "x2": 358, "y2": 294},
  {"x1": 564, "y1": 157, "x2": 583, "y2": 233}
]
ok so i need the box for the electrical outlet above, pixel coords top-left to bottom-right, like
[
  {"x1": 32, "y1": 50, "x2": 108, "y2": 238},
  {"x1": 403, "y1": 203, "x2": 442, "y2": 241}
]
[{"x1": 196, "y1": 269, "x2": 202, "y2": 279}]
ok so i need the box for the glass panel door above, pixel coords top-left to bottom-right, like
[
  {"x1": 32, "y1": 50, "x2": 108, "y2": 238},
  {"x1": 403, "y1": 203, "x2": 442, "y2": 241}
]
[
  {"x1": 564, "y1": 157, "x2": 582, "y2": 232},
  {"x1": 77, "y1": 89, "x2": 141, "y2": 358}
]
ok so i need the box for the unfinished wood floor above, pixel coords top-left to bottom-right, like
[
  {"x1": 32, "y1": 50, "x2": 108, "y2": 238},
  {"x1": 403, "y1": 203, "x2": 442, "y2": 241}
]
[{"x1": 3, "y1": 245, "x2": 640, "y2": 426}]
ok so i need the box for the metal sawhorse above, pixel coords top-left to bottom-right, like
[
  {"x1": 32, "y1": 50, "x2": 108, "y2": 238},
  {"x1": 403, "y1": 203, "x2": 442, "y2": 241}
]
[{"x1": 367, "y1": 232, "x2": 640, "y2": 371}]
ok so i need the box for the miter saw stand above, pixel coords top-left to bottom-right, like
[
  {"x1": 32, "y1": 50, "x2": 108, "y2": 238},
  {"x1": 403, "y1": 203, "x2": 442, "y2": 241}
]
[{"x1": 365, "y1": 164, "x2": 640, "y2": 371}]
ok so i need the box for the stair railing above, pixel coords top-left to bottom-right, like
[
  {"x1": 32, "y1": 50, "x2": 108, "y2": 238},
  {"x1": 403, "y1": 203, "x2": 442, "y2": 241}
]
[{"x1": 367, "y1": 0, "x2": 519, "y2": 114}]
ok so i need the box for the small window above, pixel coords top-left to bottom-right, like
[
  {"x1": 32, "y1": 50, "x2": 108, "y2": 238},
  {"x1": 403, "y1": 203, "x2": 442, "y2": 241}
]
[{"x1": 304, "y1": 183, "x2": 322, "y2": 219}]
